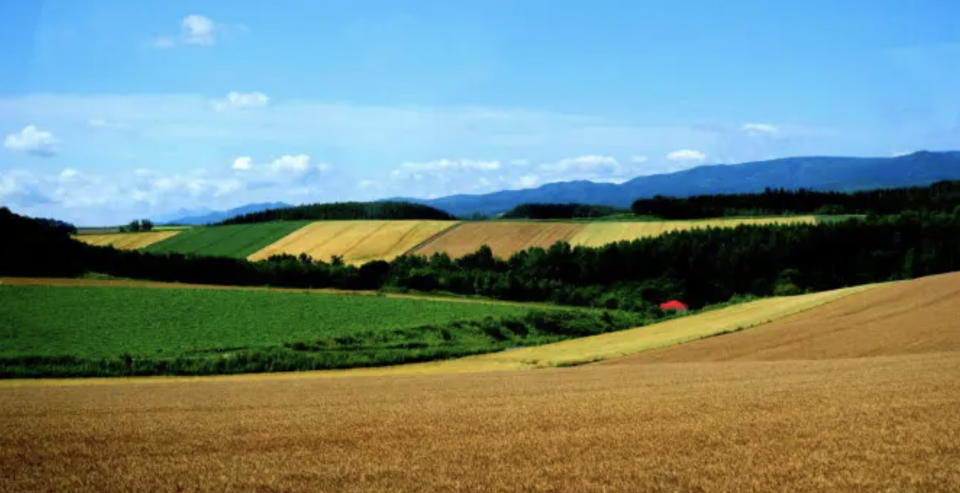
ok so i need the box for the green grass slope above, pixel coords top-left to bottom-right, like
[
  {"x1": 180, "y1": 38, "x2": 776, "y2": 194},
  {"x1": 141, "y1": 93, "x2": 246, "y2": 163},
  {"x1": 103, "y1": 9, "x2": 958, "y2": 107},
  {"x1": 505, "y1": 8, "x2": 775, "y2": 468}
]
[
  {"x1": 0, "y1": 285, "x2": 649, "y2": 378},
  {"x1": 143, "y1": 221, "x2": 310, "y2": 258}
]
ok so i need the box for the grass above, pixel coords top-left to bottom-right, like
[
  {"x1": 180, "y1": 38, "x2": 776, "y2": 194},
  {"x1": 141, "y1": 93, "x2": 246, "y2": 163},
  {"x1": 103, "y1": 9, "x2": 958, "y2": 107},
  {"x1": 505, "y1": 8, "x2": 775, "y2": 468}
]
[
  {"x1": 142, "y1": 221, "x2": 311, "y2": 258},
  {"x1": 0, "y1": 284, "x2": 650, "y2": 378},
  {"x1": 568, "y1": 216, "x2": 819, "y2": 248}
]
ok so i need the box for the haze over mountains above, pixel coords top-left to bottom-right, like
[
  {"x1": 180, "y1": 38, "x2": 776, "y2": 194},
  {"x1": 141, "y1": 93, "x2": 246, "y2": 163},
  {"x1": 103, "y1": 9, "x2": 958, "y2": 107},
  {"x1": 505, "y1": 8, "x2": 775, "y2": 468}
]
[
  {"x1": 161, "y1": 151, "x2": 960, "y2": 223},
  {"x1": 160, "y1": 202, "x2": 290, "y2": 226}
]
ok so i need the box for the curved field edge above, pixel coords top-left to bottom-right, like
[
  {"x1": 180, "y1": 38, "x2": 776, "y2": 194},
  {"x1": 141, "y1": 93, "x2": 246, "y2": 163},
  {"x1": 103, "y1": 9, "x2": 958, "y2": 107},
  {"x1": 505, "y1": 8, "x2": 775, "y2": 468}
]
[
  {"x1": 0, "y1": 277, "x2": 567, "y2": 309},
  {"x1": 71, "y1": 231, "x2": 181, "y2": 250},
  {"x1": 0, "y1": 281, "x2": 883, "y2": 387}
]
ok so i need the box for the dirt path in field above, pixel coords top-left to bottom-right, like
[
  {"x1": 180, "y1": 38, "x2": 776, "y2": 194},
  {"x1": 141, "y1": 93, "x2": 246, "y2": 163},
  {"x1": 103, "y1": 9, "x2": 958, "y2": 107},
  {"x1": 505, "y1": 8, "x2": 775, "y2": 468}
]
[
  {"x1": 610, "y1": 270, "x2": 960, "y2": 365},
  {"x1": 2, "y1": 352, "x2": 958, "y2": 492},
  {"x1": 0, "y1": 277, "x2": 561, "y2": 310}
]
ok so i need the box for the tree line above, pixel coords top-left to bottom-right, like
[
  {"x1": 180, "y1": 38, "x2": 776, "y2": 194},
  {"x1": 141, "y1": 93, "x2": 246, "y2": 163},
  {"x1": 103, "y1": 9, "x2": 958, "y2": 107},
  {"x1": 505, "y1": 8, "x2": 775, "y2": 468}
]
[
  {"x1": 5, "y1": 206, "x2": 960, "y2": 313},
  {"x1": 631, "y1": 180, "x2": 960, "y2": 219},
  {"x1": 501, "y1": 203, "x2": 627, "y2": 220},
  {"x1": 219, "y1": 201, "x2": 456, "y2": 224}
]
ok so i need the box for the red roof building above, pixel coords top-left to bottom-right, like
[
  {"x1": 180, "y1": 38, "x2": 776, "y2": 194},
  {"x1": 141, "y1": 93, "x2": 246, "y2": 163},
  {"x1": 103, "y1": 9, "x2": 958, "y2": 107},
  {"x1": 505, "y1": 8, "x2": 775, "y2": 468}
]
[{"x1": 659, "y1": 300, "x2": 689, "y2": 311}]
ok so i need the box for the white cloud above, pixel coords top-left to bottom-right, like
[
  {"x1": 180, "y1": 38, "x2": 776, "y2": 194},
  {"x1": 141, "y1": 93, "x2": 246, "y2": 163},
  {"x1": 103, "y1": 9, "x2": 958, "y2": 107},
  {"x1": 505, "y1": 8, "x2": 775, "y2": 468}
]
[
  {"x1": 3, "y1": 125, "x2": 58, "y2": 157},
  {"x1": 740, "y1": 123, "x2": 779, "y2": 137},
  {"x1": 631, "y1": 155, "x2": 649, "y2": 163},
  {"x1": 87, "y1": 119, "x2": 108, "y2": 127},
  {"x1": 357, "y1": 179, "x2": 383, "y2": 190},
  {"x1": 516, "y1": 175, "x2": 539, "y2": 188},
  {"x1": 214, "y1": 92, "x2": 270, "y2": 111},
  {"x1": 232, "y1": 156, "x2": 253, "y2": 170},
  {"x1": 541, "y1": 155, "x2": 619, "y2": 173},
  {"x1": 181, "y1": 15, "x2": 216, "y2": 45},
  {"x1": 269, "y1": 154, "x2": 311, "y2": 173},
  {"x1": 400, "y1": 158, "x2": 501, "y2": 172},
  {"x1": 666, "y1": 149, "x2": 707, "y2": 162}
]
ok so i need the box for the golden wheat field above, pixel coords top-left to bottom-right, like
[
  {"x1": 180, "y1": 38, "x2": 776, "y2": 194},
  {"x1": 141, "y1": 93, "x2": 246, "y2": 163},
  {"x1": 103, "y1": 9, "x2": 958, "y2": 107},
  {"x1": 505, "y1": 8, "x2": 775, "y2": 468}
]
[
  {"x1": 71, "y1": 231, "x2": 181, "y2": 250},
  {"x1": 569, "y1": 216, "x2": 818, "y2": 247},
  {"x1": 3, "y1": 274, "x2": 959, "y2": 492},
  {"x1": 411, "y1": 221, "x2": 586, "y2": 259},
  {"x1": 247, "y1": 220, "x2": 458, "y2": 264}
]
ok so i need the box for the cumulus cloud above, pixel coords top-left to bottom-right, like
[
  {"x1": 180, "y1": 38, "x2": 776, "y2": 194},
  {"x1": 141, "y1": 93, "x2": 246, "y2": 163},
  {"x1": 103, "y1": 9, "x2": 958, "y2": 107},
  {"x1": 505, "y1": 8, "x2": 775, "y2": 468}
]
[
  {"x1": 154, "y1": 15, "x2": 224, "y2": 48},
  {"x1": 269, "y1": 154, "x2": 311, "y2": 173},
  {"x1": 3, "y1": 125, "x2": 58, "y2": 157},
  {"x1": 232, "y1": 156, "x2": 253, "y2": 170},
  {"x1": 516, "y1": 175, "x2": 539, "y2": 188},
  {"x1": 740, "y1": 123, "x2": 779, "y2": 137},
  {"x1": 666, "y1": 149, "x2": 707, "y2": 163},
  {"x1": 181, "y1": 15, "x2": 216, "y2": 45},
  {"x1": 214, "y1": 92, "x2": 270, "y2": 111}
]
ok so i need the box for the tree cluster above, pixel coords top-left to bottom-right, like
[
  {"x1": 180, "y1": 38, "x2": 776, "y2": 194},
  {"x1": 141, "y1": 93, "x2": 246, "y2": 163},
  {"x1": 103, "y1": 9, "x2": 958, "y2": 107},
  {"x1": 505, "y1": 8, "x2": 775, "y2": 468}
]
[
  {"x1": 5, "y1": 206, "x2": 960, "y2": 313},
  {"x1": 219, "y1": 201, "x2": 456, "y2": 225},
  {"x1": 631, "y1": 180, "x2": 960, "y2": 219},
  {"x1": 501, "y1": 203, "x2": 628, "y2": 220},
  {"x1": 120, "y1": 219, "x2": 154, "y2": 232}
]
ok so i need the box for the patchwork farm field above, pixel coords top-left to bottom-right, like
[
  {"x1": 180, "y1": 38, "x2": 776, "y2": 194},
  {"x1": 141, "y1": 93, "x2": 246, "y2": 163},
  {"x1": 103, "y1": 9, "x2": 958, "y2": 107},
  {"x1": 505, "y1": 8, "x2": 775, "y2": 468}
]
[
  {"x1": 142, "y1": 221, "x2": 310, "y2": 258},
  {"x1": 2, "y1": 274, "x2": 960, "y2": 491},
  {"x1": 0, "y1": 282, "x2": 655, "y2": 378},
  {"x1": 412, "y1": 221, "x2": 585, "y2": 259},
  {"x1": 568, "y1": 215, "x2": 818, "y2": 247},
  {"x1": 72, "y1": 231, "x2": 180, "y2": 250},
  {"x1": 248, "y1": 220, "x2": 457, "y2": 264}
]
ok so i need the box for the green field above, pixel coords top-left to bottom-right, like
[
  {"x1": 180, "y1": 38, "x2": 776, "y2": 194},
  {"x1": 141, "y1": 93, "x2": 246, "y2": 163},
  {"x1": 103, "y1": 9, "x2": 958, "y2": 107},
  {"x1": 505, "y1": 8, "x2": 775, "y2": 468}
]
[
  {"x1": 143, "y1": 221, "x2": 310, "y2": 258},
  {"x1": 0, "y1": 285, "x2": 648, "y2": 378}
]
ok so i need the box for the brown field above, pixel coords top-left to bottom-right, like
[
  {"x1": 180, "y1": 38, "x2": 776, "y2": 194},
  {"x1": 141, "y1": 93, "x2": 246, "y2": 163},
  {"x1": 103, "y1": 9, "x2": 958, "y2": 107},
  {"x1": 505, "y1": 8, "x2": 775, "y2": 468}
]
[
  {"x1": 71, "y1": 231, "x2": 180, "y2": 250},
  {"x1": 615, "y1": 270, "x2": 960, "y2": 364},
  {"x1": 247, "y1": 220, "x2": 458, "y2": 264},
  {"x1": 569, "y1": 215, "x2": 819, "y2": 247},
  {"x1": 2, "y1": 273, "x2": 959, "y2": 492},
  {"x1": 412, "y1": 221, "x2": 586, "y2": 259}
]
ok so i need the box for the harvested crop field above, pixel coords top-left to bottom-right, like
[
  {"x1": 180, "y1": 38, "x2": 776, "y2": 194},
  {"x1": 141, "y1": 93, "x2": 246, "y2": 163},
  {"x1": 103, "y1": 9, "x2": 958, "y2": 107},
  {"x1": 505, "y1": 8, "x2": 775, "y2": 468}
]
[
  {"x1": 614, "y1": 270, "x2": 960, "y2": 364},
  {"x1": 2, "y1": 351, "x2": 958, "y2": 492},
  {"x1": 71, "y1": 231, "x2": 180, "y2": 250},
  {"x1": 143, "y1": 221, "x2": 311, "y2": 258},
  {"x1": 569, "y1": 215, "x2": 818, "y2": 247},
  {"x1": 412, "y1": 221, "x2": 585, "y2": 259},
  {"x1": 248, "y1": 220, "x2": 458, "y2": 264}
]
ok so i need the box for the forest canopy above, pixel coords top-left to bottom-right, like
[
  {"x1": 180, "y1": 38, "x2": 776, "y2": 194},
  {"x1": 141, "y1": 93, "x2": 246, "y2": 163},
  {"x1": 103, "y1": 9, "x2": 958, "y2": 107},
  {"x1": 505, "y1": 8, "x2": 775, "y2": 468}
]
[{"x1": 219, "y1": 201, "x2": 456, "y2": 224}]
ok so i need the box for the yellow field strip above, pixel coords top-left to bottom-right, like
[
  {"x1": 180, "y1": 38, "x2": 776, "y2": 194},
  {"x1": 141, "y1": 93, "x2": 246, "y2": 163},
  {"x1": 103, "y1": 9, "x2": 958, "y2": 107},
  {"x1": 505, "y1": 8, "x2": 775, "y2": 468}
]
[
  {"x1": 569, "y1": 216, "x2": 818, "y2": 247},
  {"x1": 71, "y1": 231, "x2": 181, "y2": 250},
  {"x1": 247, "y1": 220, "x2": 459, "y2": 264},
  {"x1": 0, "y1": 281, "x2": 885, "y2": 388}
]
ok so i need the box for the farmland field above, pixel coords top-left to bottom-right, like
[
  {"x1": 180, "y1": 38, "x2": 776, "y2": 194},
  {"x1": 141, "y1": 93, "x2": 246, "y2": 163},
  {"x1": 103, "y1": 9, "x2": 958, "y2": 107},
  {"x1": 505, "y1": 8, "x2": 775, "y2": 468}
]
[
  {"x1": 142, "y1": 221, "x2": 310, "y2": 258},
  {"x1": 248, "y1": 220, "x2": 458, "y2": 264},
  {"x1": 2, "y1": 270, "x2": 958, "y2": 492},
  {"x1": 0, "y1": 282, "x2": 655, "y2": 378},
  {"x1": 568, "y1": 215, "x2": 819, "y2": 247},
  {"x1": 409, "y1": 217, "x2": 819, "y2": 259},
  {"x1": 617, "y1": 270, "x2": 960, "y2": 364},
  {"x1": 412, "y1": 221, "x2": 586, "y2": 259},
  {"x1": 71, "y1": 231, "x2": 180, "y2": 250}
]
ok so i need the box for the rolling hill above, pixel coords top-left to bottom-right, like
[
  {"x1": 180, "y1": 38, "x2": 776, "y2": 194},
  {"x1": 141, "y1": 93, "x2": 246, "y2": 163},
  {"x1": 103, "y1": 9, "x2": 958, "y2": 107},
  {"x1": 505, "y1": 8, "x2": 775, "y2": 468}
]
[
  {"x1": 396, "y1": 151, "x2": 960, "y2": 216},
  {"x1": 158, "y1": 202, "x2": 291, "y2": 226}
]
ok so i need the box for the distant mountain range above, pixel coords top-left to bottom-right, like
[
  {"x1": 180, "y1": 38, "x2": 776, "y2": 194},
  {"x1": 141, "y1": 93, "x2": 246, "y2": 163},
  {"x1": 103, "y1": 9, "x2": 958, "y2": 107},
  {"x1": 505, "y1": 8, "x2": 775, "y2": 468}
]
[
  {"x1": 158, "y1": 202, "x2": 291, "y2": 225},
  {"x1": 391, "y1": 151, "x2": 960, "y2": 216},
  {"x1": 159, "y1": 151, "x2": 960, "y2": 223}
]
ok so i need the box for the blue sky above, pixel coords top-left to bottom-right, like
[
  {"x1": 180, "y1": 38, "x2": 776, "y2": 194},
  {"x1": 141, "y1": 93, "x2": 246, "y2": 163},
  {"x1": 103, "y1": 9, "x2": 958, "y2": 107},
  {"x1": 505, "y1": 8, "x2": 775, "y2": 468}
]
[{"x1": 1, "y1": 0, "x2": 958, "y2": 225}]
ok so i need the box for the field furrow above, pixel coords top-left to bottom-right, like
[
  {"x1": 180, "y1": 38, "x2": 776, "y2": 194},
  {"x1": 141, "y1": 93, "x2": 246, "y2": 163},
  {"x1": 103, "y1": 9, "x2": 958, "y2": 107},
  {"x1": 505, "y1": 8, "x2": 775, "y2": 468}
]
[
  {"x1": 72, "y1": 231, "x2": 181, "y2": 250},
  {"x1": 247, "y1": 220, "x2": 459, "y2": 264}
]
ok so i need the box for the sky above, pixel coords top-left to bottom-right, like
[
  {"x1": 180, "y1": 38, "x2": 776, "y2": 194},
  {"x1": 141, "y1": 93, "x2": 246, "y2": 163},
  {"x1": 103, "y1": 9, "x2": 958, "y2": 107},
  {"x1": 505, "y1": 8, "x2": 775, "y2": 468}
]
[{"x1": 1, "y1": 0, "x2": 958, "y2": 225}]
